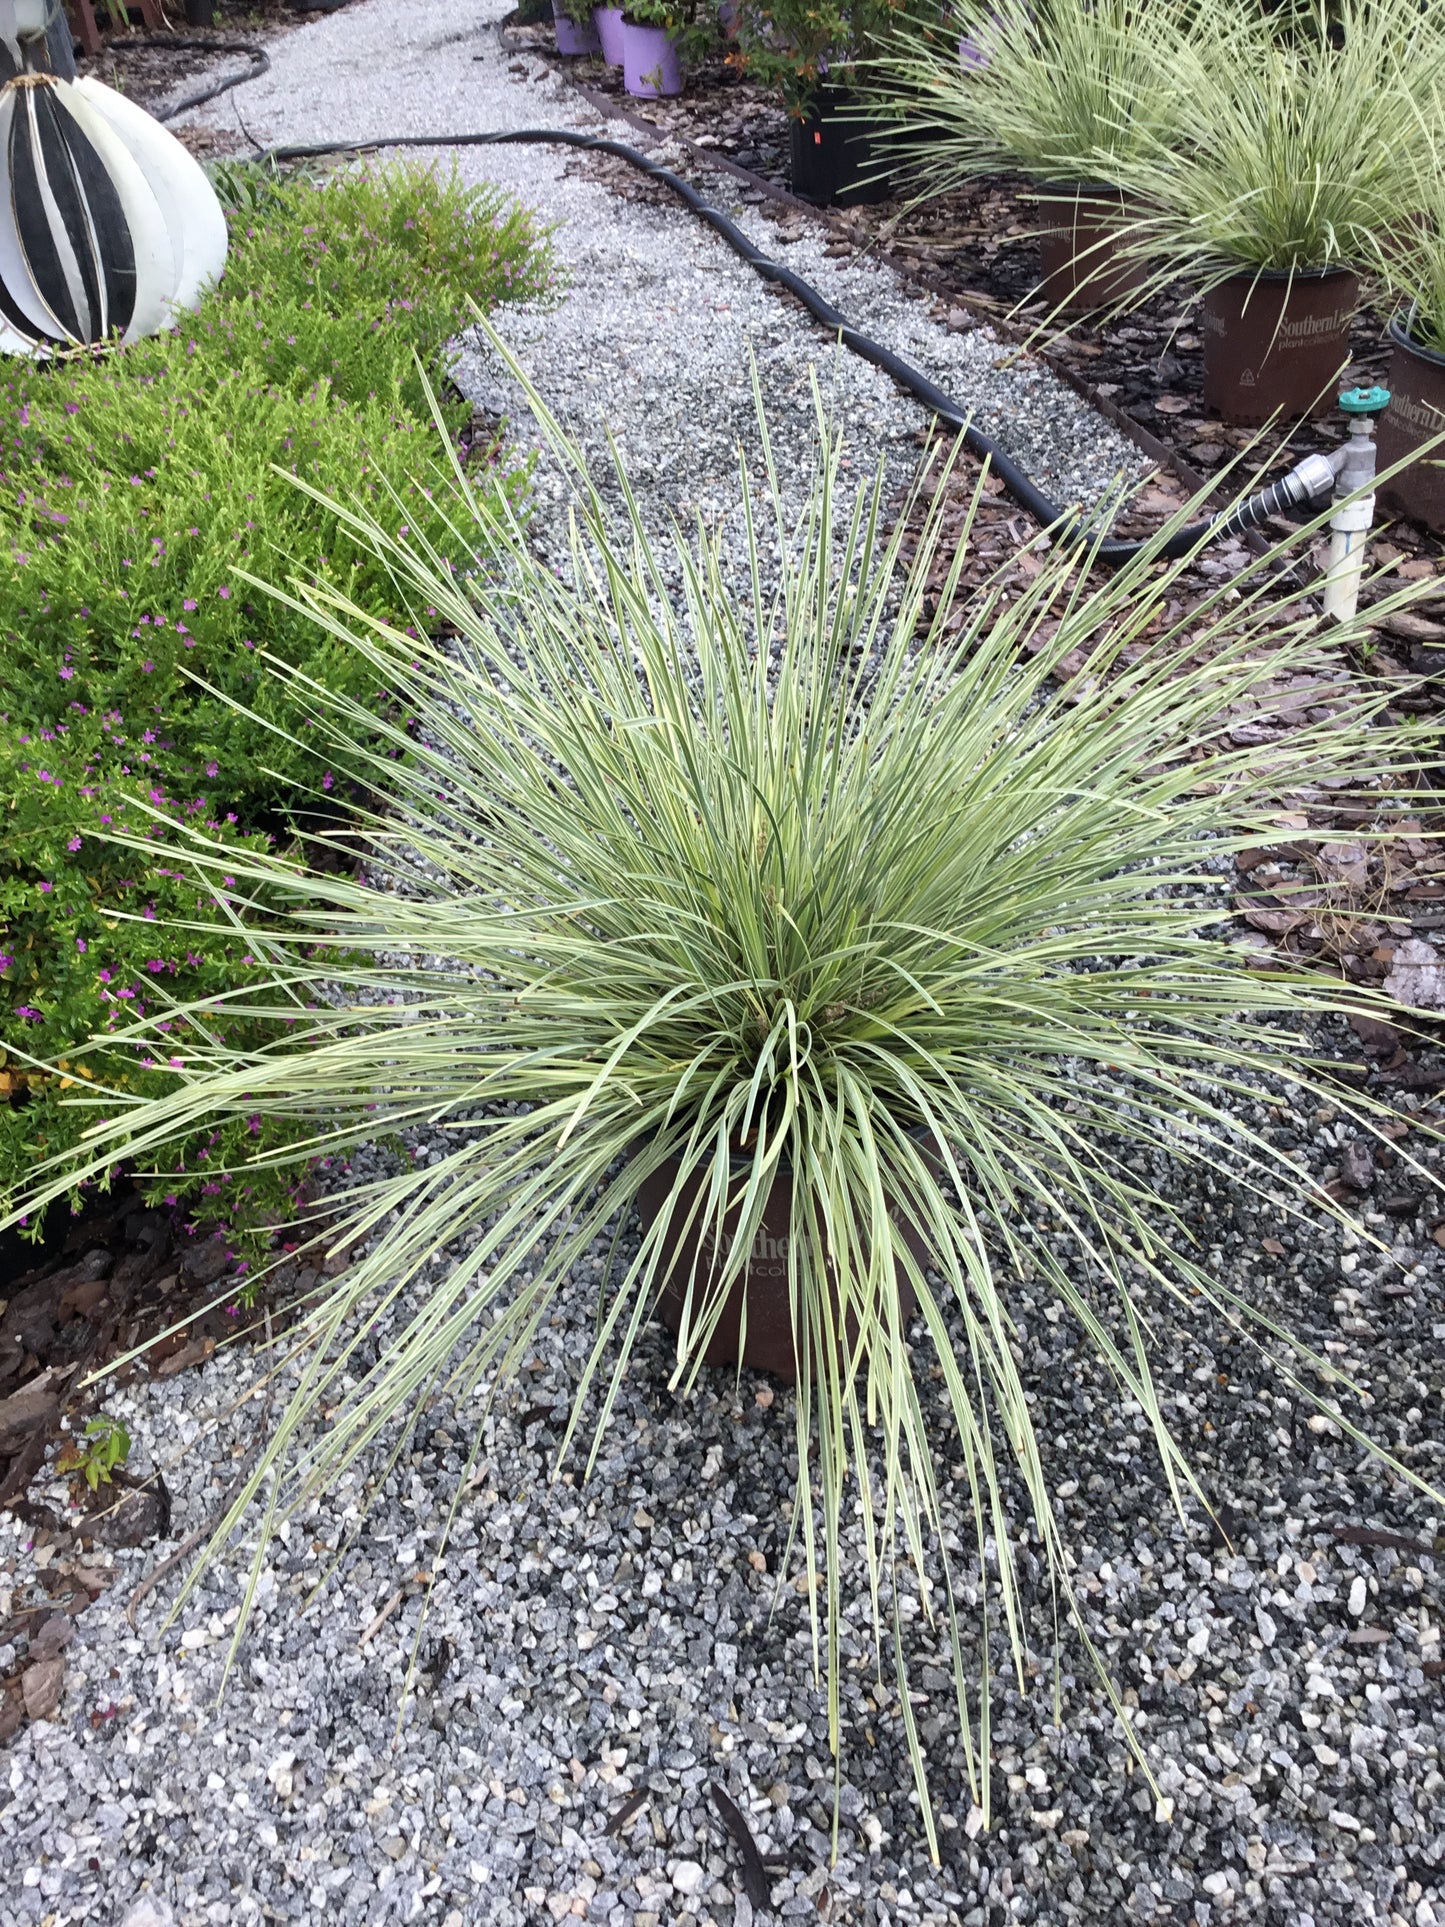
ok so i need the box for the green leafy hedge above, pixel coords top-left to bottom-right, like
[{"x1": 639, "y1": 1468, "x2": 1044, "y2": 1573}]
[{"x1": 0, "y1": 161, "x2": 551, "y2": 1251}]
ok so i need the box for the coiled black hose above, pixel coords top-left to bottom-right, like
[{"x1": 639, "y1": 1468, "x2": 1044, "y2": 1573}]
[{"x1": 148, "y1": 52, "x2": 1309, "y2": 565}]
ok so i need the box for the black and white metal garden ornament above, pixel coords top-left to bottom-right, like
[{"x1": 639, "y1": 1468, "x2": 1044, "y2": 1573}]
[{"x1": 0, "y1": 0, "x2": 227, "y2": 356}]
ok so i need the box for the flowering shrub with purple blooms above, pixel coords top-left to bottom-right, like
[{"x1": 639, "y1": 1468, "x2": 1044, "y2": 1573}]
[{"x1": 0, "y1": 161, "x2": 549, "y2": 1246}]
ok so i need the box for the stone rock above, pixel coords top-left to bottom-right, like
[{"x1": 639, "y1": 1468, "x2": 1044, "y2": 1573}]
[
  {"x1": 1384, "y1": 939, "x2": 1445, "y2": 1009},
  {"x1": 670, "y1": 1861, "x2": 706, "y2": 1896},
  {"x1": 119, "y1": 1902, "x2": 176, "y2": 1927}
]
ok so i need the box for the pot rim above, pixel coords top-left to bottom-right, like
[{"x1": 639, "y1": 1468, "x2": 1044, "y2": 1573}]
[
  {"x1": 1034, "y1": 177, "x2": 1129, "y2": 201},
  {"x1": 1207, "y1": 262, "x2": 1357, "y2": 288},
  {"x1": 1389, "y1": 306, "x2": 1445, "y2": 370}
]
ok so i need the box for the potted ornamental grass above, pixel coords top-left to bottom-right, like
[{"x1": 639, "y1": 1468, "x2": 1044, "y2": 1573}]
[
  {"x1": 1107, "y1": 0, "x2": 1445, "y2": 424},
  {"x1": 866, "y1": 0, "x2": 1211, "y2": 312},
  {"x1": 11, "y1": 335, "x2": 1443, "y2": 1842}
]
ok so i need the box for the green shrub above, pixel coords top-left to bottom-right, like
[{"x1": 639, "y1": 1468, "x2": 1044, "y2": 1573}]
[
  {"x1": 0, "y1": 162, "x2": 550, "y2": 1242},
  {"x1": 734, "y1": 0, "x2": 911, "y2": 108}
]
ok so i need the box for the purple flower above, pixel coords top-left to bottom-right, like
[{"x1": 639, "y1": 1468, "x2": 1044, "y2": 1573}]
[
  {"x1": 67, "y1": 835, "x2": 82, "y2": 851},
  {"x1": 217, "y1": 585, "x2": 231, "y2": 600},
  {"x1": 75, "y1": 937, "x2": 87, "y2": 952},
  {"x1": 183, "y1": 599, "x2": 197, "y2": 612},
  {"x1": 15, "y1": 1005, "x2": 40, "y2": 1020}
]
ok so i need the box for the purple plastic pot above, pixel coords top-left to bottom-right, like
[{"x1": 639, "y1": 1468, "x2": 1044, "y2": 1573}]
[
  {"x1": 622, "y1": 18, "x2": 682, "y2": 95},
  {"x1": 553, "y1": 0, "x2": 600, "y2": 54},
  {"x1": 959, "y1": 29, "x2": 988, "y2": 69},
  {"x1": 593, "y1": 2, "x2": 625, "y2": 62}
]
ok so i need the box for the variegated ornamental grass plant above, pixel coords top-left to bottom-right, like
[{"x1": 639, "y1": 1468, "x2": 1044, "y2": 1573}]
[
  {"x1": 10, "y1": 342, "x2": 1444, "y2": 1849},
  {"x1": 871, "y1": 0, "x2": 1445, "y2": 320},
  {"x1": 866, "y1": 0, "x2": 1217, "y2": 198},
  {"x1": 1097, "y1": 0, "x2": 1445, "y2": 292}
]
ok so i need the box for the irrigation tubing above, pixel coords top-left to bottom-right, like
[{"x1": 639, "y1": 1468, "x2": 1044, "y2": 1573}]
[
  {"x1": 149, "y1": 47, "x2": 1294, "y2": 566},
  {"x1": 121, "y1": 37, "x2": 271, "y2": 120}
]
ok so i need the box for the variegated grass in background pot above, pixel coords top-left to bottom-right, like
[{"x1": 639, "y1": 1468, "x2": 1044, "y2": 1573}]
[
  {"x1": 871, "y1": 0, "x2": 1445, "y2": 410},
  {"x1": 12, "y1": 338, "x2": 1444, "y2": 1851},
  {"x1": 1100, "y1": 0, "x2": 1445, "y2": 423},
  {"x1": 865, "y1": 0, "x2": 1219, "y2": 311}
]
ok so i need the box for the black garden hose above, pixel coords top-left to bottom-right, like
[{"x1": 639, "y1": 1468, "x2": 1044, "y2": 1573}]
[
  {"x1": 123, "y1": 36, "x2": 272, "y2": 120},
  {"x1": 146, "y1": 53, "x2": 1313, "y2": 565}
]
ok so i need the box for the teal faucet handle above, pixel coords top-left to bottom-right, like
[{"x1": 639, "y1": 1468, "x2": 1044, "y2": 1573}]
[{"x1": 1339, "y1": 385, "x2": 1390, "y2": 415}]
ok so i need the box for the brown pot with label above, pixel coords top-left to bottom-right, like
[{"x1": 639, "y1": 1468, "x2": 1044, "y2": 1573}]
[
  {"x1": 1375, "y1": 313, "x2": 1445, "y2": 534},
  {"x1": 1035, "y1": 182, "x2": 1151, "y2": 316},
  {"x1": 635, "y1": 1146, "x2": 931, "y2": 1383},
  {"x1": 1200, "y1": 266, "x2": 1358, "y2": 425}
]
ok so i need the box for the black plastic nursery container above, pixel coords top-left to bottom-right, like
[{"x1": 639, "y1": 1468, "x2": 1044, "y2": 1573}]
[{"x1": 789, "y1": 86, "x2": 892, "y2": 208}]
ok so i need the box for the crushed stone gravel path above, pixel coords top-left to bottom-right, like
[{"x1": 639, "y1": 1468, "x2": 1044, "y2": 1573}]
[{"x1": 1, "y1": 5, "x2": 1442, "y2": 1927}]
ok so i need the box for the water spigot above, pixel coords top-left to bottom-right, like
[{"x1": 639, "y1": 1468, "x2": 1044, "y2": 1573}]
[
  {"x1": 1339, "y1": 385, "x2": 1390, "y2": 417},
  {"x1": 1319, "y1": 387, "x2": 1389, "y2": 621},
  {"x1": 1330, "y1": 387, "x2": 1389, "y2": 497}
]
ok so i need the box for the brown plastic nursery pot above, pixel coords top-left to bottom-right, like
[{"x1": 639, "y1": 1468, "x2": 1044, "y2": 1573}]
[
  {"x1": 1034, "y1": 183, "x2": 1150, "y2": 316},
  {"x1": 1200, "y1": 266, "x2": 1358, "y2": 426},
  {"x1": 1375, "y1": 314, "x2": 1445, "y2": 534},
  {"x1": 635, "y1": 1151, "x2": 928, "y2": 1384}
]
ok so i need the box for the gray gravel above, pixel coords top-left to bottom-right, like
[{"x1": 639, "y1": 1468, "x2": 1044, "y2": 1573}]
[
  {"x1": 2, "y1": 4, "x2": 1443, "y2": 1926},
  {"x1": 161, "y1": 0, "x2": 1145, "y2": 564},
  {"x1": 3, "y1": 1069, "x2": 1443, "y2": 1927}
]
